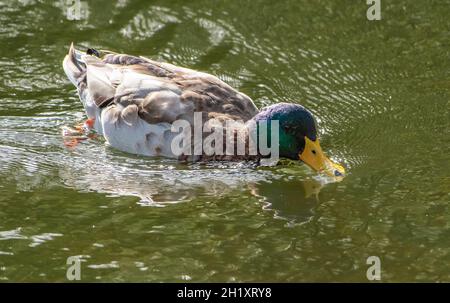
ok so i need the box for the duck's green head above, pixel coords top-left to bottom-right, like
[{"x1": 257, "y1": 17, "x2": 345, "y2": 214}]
[{"x1": 254, "y1": 103, "x2": 345, "y2": 177}]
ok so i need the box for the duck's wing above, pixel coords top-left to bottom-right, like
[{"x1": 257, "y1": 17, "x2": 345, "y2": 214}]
[
  {"x1": 63, "y1": 45, "x2": 259, "y2": 127},
  {"x1": 101, "y1": 53, "x2": 259, "y2": 123}
]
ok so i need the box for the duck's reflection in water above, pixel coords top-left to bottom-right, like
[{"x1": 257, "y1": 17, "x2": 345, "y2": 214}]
[
  {"x1": 57, "y1": 159, "x2": 269, "y2": 206},
  {"x1": 58, "y1": 150, "x2": 328, "y2": 223},
  {"x1": 248, "y1": 177, "x2": 325, "y2": 224}
]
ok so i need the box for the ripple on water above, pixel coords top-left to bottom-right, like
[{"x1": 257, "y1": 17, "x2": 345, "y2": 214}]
[
  {"x1": 0, "y1": 228, "x2": 62, "y2": 248},
  {"x1": 87, "y1": 261, "x2": 120, "y2": 269},
  {"x1": 0, "y1": 228, "x2": 27, "y2": 241},
  {"x1": 29, "y1": 233, "x2": 63, "y2": 248},
  {"x1": 120, "y1": 6, "x2": 180, "y2": 41}
]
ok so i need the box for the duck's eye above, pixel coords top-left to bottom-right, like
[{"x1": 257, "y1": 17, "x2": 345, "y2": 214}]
[{"x1": 312, "y1": 150, "x2": 316, "y2": 155}]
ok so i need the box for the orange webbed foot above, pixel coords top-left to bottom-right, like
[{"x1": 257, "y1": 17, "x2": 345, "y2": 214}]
[{"x1": 74, "y1": 118, "x2": 95, "y2": 133}]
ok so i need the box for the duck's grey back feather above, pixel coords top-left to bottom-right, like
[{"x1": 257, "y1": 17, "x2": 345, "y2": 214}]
[{"x1": 92, "y1": 53, "x2": 259, "y2": 125}]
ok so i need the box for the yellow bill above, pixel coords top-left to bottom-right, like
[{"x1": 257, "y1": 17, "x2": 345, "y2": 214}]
[{"x1": 299, "y1": 137, "x2": 345, "y2": 178}]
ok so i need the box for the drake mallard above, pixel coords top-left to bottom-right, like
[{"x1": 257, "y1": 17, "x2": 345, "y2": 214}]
[{"x1": 62, "y1": 43, "x2": 345, "y2": 177}]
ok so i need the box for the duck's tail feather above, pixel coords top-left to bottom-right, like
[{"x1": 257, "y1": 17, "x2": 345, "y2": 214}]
[{"x1": 62, "y1": 42, "x2": 86, "y2": 86}]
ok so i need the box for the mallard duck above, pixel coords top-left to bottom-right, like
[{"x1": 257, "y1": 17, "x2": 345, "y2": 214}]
[{"x1": 62, "y1": 43, "x2": 345, "y2": 177}]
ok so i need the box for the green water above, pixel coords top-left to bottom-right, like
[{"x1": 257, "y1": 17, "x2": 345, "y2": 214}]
[{"x1": 0, "y1": 0, "x2": 449, "y2": 282}]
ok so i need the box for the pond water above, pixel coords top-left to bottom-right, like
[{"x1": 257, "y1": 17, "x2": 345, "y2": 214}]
[{"x1": 0, "y1": 0, "x2": 448, "y2": 282}]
